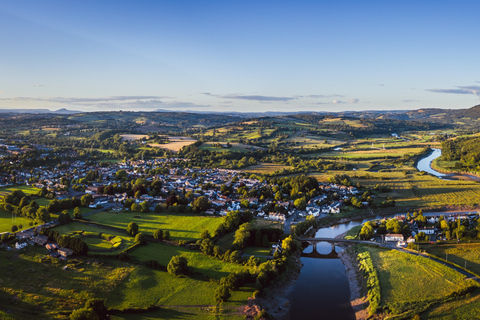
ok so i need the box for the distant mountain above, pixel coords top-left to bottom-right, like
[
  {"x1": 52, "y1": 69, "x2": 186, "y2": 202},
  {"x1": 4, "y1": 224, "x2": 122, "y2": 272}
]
[
  {"x1": 0, "y1": 108, "x2": 81, "y2": 114},
  {"x1": 53, "y1": 108, "x2": 82, "y2": 114},
  {"x1": 0, "y1": 108, "x2": 52, "y2": 114}
]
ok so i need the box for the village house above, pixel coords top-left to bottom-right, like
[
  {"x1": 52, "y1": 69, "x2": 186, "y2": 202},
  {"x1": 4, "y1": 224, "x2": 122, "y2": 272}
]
[
  {"x1": 385, "y1": 234, "x2": 404, "y2": 242},
  {"x1": 58, "y1": 247, "x2": 74, "y2": 258}
]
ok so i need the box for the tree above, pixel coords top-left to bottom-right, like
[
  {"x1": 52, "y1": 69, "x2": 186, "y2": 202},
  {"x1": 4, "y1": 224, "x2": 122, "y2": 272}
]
[
  {"x1": 73, "y1": 207, "x2": 82, "y2": 219},
  {"x1": 200, "y1": 238, "x2": 214, "y2": 255},
  {"x1": 262, "y1": 234, "x2": 270, "y2": 247},
  {"x1": 153, "y1": 229, "x2": 164, "y2": 240},
  {"x1": 135, "y1": 190, "x2": 142, "y2": 199},
  {"x1": 70, "y1": 308, "x2": 98, "y2": 320},
  {"x1": 254, "y1": 230, "x2": 262, "y2": 247},
  {"x1": 281, "y1": 235, "x2": 301, "y2": 255},
  {"x1": 164, "y1": 230, "x2": 171, "y2": 241},
  {"x1": 359, "y1": 221, "x2": 374, "y2": 240},
  {"x1": 294, "y1": 197, "x2": 307, "y2": 210},
  {"x1": 115, "y1": 169, "x2": 128, "y2": 180},
  {"x1": 126, "y1": 222, "x2": 139, "y2": 236},
  {"x1": 135, "y1": 232, "x2": 146, "y2": 245},
  {"x1": 84, "y1": 299, "x2": 107, "y2": 320},
  {"x1": 36, "y1": 207, "x2": 50, "y2": 222},
  {"x1": 193, "y1": 196, "x2": 210, "y2": 213},
  {"x1": 167, "y1": 255, "x2": 189, "y2": 276},
  {"x1": 81, "y1": 194, "x2": 93, "y2": 207},
  {"x1": 201, "y1": 229, "x2": 211, "y2": 239},
  {"x1": 233, "y1": 222, "x2": 252, "y2": 249},
  {"x1": 215, "y1": 285, "x2": 231, "y2": 303}
]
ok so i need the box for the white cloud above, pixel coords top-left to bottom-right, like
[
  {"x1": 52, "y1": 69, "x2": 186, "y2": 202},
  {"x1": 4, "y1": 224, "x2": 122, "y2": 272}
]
[{"x1": 349, "y1": 98, "x2": 359, "y2": 104}]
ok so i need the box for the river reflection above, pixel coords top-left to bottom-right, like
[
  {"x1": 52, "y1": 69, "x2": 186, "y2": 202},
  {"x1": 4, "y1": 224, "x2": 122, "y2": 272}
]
[{"x1": 288, "y1": 243, "x2": 355, "y2": 320}]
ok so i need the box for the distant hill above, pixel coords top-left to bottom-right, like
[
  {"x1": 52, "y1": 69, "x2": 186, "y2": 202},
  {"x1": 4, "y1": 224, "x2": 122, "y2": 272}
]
[{"x1": 0, "y1": 108, "x2": 81, "y2": 114}]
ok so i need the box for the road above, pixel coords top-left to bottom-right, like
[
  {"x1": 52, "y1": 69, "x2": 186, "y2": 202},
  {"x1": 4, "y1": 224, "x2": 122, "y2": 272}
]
[{"x1": 284, "y1": 210, "x2": 299, "y2": 234}]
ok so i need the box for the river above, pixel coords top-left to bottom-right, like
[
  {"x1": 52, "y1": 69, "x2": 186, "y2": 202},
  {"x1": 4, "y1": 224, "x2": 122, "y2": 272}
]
[
  {"x1": 286, "y1": 148, "x2": 467, "y2": 319},
  {"x1": 415, "y1": 148, "x2": 448, "y2": 178}
]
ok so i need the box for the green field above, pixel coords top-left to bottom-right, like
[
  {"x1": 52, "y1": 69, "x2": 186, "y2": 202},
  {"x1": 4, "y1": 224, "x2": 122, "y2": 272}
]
[
  {"x1": 53, "y1": 221, "x2": 134, "y2": 254},
  {"x1": 106, "y1": 266, "x2": 254, "y2": 310},
  {"x1": 366, "y1": 246, "x2": 478, "y2": 316},
  {"x1": 0, "y1": 210, "x2": 35, "y2": 233},
  {"x1": 245, "y1": 162, "x2": 293, "y2": 174},
  {"x1": 423, "y1": 243, "x2": 480, "y2": 276},
  {"x1": 88, "y1": 212, "x2": 224, "y2": 241},
  {"x1": 0, "y1": 246, "x2": 134, "y2": 319},
  {"x1": 130, "y1": 242, "x2": 248, "y2": 280},
  {"x1": 321, "y1": 146, "x2": 425, "y2": 159},
  {"x1": 310, "y1": 167, "x2": 480, "y2": 210},
  {"x1": 243, "y1": 246, "x2": 271, "y2": 256},
  {"x1": 0, "y1": 185, "x2": 41, "y2": 197},
  {"x1": 422, "y1": 292, "x2": 480, "y2": 319}
]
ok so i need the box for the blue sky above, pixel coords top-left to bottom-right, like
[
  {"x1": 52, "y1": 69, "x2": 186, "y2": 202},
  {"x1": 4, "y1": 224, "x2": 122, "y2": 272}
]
[{"x1": 1, "y1": 0, "x2": 480, "y2": 113}]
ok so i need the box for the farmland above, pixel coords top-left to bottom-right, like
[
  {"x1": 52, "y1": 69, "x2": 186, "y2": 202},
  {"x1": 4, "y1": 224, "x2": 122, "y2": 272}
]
[
  {"x1": 0, "y1": 210, "x2": 36, "y2": 233},
  {"x1": 245, "y1": 162, "x2": 293, "y2": 174},
  {"x1": 106, "y1": 265, "x2": 254, "y2": 310},
  {"x1": 130, "y1": 242, "x2": 248, "y2": 280},
  {"x1": 87, "y1": 212, "x2": 224, "y2": 241},
  {"x1": 365, "y1": 246, "x2": 478, "y2": 316},
  {"x1": 423, "y1": 243, "x2": 480, "y2": 276},
  {"x1": 149, "y1": 136, "x2": 197, "y2": 153},
  {"x1": 53, "y1": 221, "x2": 134, "y2": 254},
  {"x1": 0, "y1": 246, "x2": 134, "y2": 320}
]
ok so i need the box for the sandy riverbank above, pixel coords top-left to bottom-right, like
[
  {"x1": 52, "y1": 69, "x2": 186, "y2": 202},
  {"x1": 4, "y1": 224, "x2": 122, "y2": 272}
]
[
  {"x1": 254, "y1": 255, "x2": 303, "y2": 319},
  {"x1": 335, "y1": 231, "x2": 370, "y2": 320}
]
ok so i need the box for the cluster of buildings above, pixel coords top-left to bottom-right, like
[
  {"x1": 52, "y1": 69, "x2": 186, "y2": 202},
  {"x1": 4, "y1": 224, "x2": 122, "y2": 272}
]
[{"x1": 2, "y1": 146, "x2": 365, "y2": 232}]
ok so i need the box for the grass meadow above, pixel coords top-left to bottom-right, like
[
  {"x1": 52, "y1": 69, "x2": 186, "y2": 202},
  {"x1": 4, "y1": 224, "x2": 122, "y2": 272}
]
[
  {"x1": 0, "y1": 246, "x2": 134, "y2": 319},
  {"x1": 0, "y1": 210, "x2": 36, "y2": 233},
  {"x1": 130, "y1": 242, "x2": 248, "y2": 280},
  {"x1": 87, "y1": 211, "x2": 224, "y2": 242},
  {"x1": 53, "y1": 221, "x2": 134, "y2": 254},
  {"x1": 245, "y1": 162, "x2": 293, "y2": 174},
  {"x1": 422, "y1": 291, "x2": 480, "y2": 319},
  {"x1": 366, "y1": 247, "x2": 478, "y2": 316},
  {"x1": 423, "y1": 243, "x2": 480, "y2": 276}
]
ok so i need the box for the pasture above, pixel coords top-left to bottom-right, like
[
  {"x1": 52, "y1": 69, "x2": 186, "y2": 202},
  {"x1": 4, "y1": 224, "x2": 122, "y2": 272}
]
[
  {"x1": 0, "y1": 210, "x2": 35, "y2": 233},
  {"x1": 423, "y1": 243, "x2": 480, "y2": 276},
  {"x1": 149, "y1": 136, "x2": 197, "y2": 153},
  {"x1": 120, "y1": 134, "x2": 149, "y2": 141},
  {"x1": 130, "y1": 242, "x2": 247, "y2": 280},
  {"x1": 320, "y1": 146, "x2": 425, "y2": 159},
  {"x1": 422, "y1": 292, "x2": 480, "y2": 319},
  {"x1": 245, "y1": 162, "x2": 293, "y2": 174},
  {"x1": 311, "y1": 167, "x2": 480, "y2": 210},
  {"x1": 87, "y1": 212, "x2": 224, "y2": 241},
  {"x1": 53, "y1": 221, "x2": 134, "y2": 254},
  {"x1": 199, "y1": 142, "x2": 264, "y2": 153},
  {"x1": 366, "y1": 246, "x2": 477, "y2": 316},
  {"x1": 106, "y1": 266, "x2": 254, "y2": 309},
  {"x1": 0, "y1": 246, "x2": 134, "y2": 319},
  {"x1": 0, "y1": 185, "x2": 41, "y2": 197}
]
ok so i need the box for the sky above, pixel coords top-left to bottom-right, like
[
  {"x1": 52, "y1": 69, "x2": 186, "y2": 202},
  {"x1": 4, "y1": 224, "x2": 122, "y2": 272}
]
[{"x1": 1, "y1": 0, "x2": 480, "y2": 113}]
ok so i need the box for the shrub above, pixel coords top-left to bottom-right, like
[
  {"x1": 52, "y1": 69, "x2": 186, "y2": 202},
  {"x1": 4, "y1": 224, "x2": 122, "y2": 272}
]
[{"x1": 11, "y1": 225, "x2": 18, "y2": 233}]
